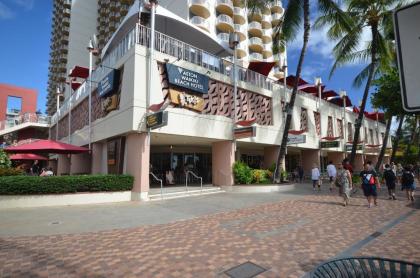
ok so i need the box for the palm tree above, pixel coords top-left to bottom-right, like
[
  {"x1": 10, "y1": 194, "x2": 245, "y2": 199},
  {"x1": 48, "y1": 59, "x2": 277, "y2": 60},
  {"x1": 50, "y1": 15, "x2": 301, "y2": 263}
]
[
  {"x1": 316, "y1": 0, "x2": 404, "y2": 166},
  {"x1": 390, "y1": 115, "x2": 405, "y2": 163}
]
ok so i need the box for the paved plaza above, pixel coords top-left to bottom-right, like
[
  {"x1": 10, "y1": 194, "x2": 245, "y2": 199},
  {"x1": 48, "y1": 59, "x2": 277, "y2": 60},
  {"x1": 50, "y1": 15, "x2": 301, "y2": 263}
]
[{"x1": 0, "y1": 184, "x2": 419, "y2": 277}]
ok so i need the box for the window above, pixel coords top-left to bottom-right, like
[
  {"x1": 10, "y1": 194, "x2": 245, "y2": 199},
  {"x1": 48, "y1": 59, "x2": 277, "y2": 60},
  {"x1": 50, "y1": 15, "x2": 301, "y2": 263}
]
[
  {"x1": 6, "y1": 96, "x2": 22, "y2": 115},
  {"x1": 107, "y1": 137, "x2": 126, "y2": 174},
  {"x1": 313, "y1": 112, "x2": 320, "y2": 136},
  {"x1": 369, "y1": 129, "x2": 374, "y2": 144},
  {"x1": 300, "y1": 108, "x2": 308, "y2": 131},
  {"x1": 337, "y1": 119, "x2": 343, "y2": 138},
  {"x1": 327, "y1": 116, "x2": 334, "y2": 137},
  {"x1": 347, "y1": 123, "x2": 353, "y2": 142}
]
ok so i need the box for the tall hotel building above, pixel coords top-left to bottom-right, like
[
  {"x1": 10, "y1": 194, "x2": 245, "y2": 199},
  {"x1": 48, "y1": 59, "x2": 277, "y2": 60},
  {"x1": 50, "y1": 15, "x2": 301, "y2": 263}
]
[{"x1": 47, "y1": 0, "x2": 389, "y2": 201}]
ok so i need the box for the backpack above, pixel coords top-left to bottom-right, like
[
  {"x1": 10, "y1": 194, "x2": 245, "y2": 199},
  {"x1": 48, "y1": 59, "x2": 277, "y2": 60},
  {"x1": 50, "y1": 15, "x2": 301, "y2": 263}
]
[
  {"x1": 402, "y1": 171, "x2": 414, "y2": 185},
  {"x1": 335, "y1": 170, "x2": 348, "y2": 187}
]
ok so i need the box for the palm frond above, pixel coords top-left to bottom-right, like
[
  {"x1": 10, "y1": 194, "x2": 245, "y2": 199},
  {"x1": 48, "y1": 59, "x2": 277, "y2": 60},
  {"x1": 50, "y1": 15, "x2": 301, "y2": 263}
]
[{"x1": 281, "y1": 0, "x2": 304, "y2": 42}]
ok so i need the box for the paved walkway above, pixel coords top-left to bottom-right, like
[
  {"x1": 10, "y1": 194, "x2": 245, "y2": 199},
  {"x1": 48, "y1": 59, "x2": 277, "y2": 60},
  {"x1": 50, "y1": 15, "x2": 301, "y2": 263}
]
[{"x1": 0, "y1": 184, "x2": 418, "y2": 277}]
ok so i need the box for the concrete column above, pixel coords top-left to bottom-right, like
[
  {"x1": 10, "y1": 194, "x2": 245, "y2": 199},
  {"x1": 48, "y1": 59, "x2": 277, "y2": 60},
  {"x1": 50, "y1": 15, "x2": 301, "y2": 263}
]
[
  {"x1": 125, "y1": 133, "x2": 150, "y2": 201},
  {"x1": 327, "y1": 152, "x2": 345, "y2": 165},
  {"x1": 70, "y1": 153, "x2": 92, "y2": 174},
  {"x1": 91, "y1": 142, "x2": 103, "y2": 174},
  {"x1": 264, "y1": 146, "x2": 278, "y2": 169},
  {"x1": 301, "y1": 149, "x2": 320, "y2": 174},
  {"x1": 57, "y1": 154, "x2": 70, "y2": 176},
  {"x1": 354, "y1": 154, "x2": 364, "y2": 172},
  {"x1": 212, "y1": 141, "x2": 235, "y2": 186}
]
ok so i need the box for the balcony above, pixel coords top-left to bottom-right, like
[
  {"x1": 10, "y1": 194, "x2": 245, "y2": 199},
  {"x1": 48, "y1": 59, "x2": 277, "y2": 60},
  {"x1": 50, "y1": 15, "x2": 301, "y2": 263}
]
[
  {"x1": 261, "y1": 15, "x2": 272, "y2": 29},
  {"x1": 262, "y1": 29, "x2": 272, "y2": 43},
  {"x1": 190, "y1": 16, "x2": 210, "y2": 32},
  {"x1": 216, "y1": 14, "x2": 234, "y2": 33},
  {"x1": 235, "y1": 42, "x2": 247, "y2": 59},
  {"x1": 234, "y1": 24, "x2": 246, "y2": 41},
  {"x1": 271, "y1": 0, "x2": 284, "y2": 14},
  {"x1": 216, "y1": 0, "x2": 233, "y2": 16},
  {"x1": 272, "y1": 12, "x2": 283, "y2": 26},
  {"x1": 263, "y1": 43, "x2": 273, "y2": 58},
  {"x1": 217, "y1": 32, "x2": 230, "y2": 43},
  {"x1": 248, "y1": 21, "x2": 262, "y2": 37},
  {"x1": 233, "y1": 7, "x2": 246, "y2": 25},
  {"x1": 0, "y1": 113, "x2": 50, "y2": 134},
  {"x1": 248, "y1": 8, "x2": 262, "y2": 22},
  {"x1": 272, "y1": 66, "x2": 285, "y2": 79},
  {"x1": 249, "y1": 52, "x2": 263, "y2": 61},
  {"x1": 189, "y1": 0, "x2": 210, "y2": 18},
  {"x1": 248, "y1": 37, "x2": 263, "y2": 52}
]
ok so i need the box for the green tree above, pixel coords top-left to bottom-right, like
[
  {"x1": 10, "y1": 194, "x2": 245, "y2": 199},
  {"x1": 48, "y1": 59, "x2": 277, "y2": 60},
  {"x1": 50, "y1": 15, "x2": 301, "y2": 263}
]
[{"x1": 0, "y1": 149, "x2": 11, "y2": 169}]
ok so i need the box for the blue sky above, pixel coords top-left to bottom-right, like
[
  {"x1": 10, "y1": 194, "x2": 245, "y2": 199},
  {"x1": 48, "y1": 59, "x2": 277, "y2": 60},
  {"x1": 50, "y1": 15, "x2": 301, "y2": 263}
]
[{"x1": 0, "y1": 0, "x2": 375, "y2": 114}]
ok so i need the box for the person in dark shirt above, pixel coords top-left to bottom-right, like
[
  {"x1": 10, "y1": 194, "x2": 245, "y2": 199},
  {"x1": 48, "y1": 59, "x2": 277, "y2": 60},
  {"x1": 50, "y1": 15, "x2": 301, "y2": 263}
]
[
  {"x1": 401, "y1": 164, "x2": 416, "y2": 203},
  {"x1": 360, "y1": 161, "x2": 380, "y2": 208},
  {"x1": 382, "y1": 164, "x2": 397, "y2": 200}
]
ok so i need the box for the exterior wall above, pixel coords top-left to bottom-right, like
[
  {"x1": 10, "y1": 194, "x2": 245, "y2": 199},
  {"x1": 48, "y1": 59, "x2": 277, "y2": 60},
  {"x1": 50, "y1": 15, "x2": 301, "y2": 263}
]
[
  {"x1": 91, "y1": 142, "x2": 104, "y2": 174},
  {"x1": 301, "y1": 149, "x2": 320, "y2": 174},
  {"x1": 327, "y1": 152, "x2": 345, "y2": 165},
  {"x1": 0, "y1": 84, "x2": 37, "y2": 122},
  {"x1": 57, "y1": 154, "x2": 71, "y2": 175},
  {"x1": 70, "y1": 152, "x2": 92, "y2": 174},
  {"x1": 212, "y1": 141, "x2": 235, "y2": 186}
]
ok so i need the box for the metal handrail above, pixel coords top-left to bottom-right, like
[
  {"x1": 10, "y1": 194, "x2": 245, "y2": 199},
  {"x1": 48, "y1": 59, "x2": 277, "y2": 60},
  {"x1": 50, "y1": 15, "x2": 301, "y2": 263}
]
[
  {"x1": 185, "y1": 170, "x2": 203, "y2": 193},
  {"x1": 150, "y1": 172, "x2": 163, "y2": 199}
]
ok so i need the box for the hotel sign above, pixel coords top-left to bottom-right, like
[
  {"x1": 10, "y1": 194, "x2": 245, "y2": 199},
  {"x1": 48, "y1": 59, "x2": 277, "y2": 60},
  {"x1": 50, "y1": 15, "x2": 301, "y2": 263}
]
[
  {"x1": 98, "y1": 69, "x2": 120, "y2": 98},
  {"x1": 166, "y1": 64, "x2": 209, "y2": 94},
  {"x1": 234, "y1": 126, "x2": 256, "y2": 139},
  {"x1": 146, "y1": 111, "x2": 168, "y2": 130},
  {"x1": 287, "y1": 134, "x2": 306, "y2": 145},
  {"x1": 345, "y1": 144, "x2": 363, "y2": 152},
  {"x1": 320, "y1": 141, "x2": 340, "y2": 148},
  {"x1": 168, "y1": 89, "x2": 205, "y2": 112}
]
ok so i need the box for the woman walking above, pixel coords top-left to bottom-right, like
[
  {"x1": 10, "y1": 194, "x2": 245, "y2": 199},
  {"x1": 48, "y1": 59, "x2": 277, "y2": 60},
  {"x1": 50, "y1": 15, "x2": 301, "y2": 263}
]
[
  {"x1": 336, "y1": 162, "x2": 352, "y2": 206},
  {"x1": 396, "y1": 163, "x2": 404, "y2": 187},
  {"x1": 311, "y1": 164, "x2": 321, "y2": 191},
  {"x1": 401, "y1": 164, "x2": 416, "y2": 203}
]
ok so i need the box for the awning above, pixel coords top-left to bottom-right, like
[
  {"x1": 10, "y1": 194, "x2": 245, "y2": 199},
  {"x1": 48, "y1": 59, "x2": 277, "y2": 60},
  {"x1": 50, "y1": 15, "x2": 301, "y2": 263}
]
[
  {"x1": 365, "y1": 111, "x2": 385, "y2": 122},
  {"x1": 328, "y1": 96, "x2": 353, "y2": 107},
  {"x1": 5, "y1": 139, "x2": 89, "y2": 154},
  {"x1": 68, "y1": 66, "x2": 89, "y2": 79},
  {"x1": 9, "y1": 153, "x2": 48, "y2": 160},
  {"x1": 353, "y1": 106, "x2": 360, "y2": 113},
  {"x1": 322, "y1": 90, "x2": 338, "y2": 99},
  {"x1": 236, "y1": 118, "x2": 256, "y2": 126},
  {"x1": 247, "y1": 62, "x2": 276, "y2": 77},
  {"x1": 322, "y1": 136, "x2": 341, "y2": 141},
  {"x1": 279, "y1": 75, "x2": 308, "y2": 87},
  {"x1": 288, "y1": 129, "x2": 306, "y2": 135}
]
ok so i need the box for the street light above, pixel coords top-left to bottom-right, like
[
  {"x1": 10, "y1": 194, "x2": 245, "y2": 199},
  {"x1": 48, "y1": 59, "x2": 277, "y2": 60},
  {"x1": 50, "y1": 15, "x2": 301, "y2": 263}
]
[
  {"x1": 87, "y1": 34, "x2": 98, "y2": 151},
  {"x1": 229, "y1": 32, "x2": 240, "y2": 159},
  {"x1": 55, "y1": 87, "x2": 64, "y2": 140}
]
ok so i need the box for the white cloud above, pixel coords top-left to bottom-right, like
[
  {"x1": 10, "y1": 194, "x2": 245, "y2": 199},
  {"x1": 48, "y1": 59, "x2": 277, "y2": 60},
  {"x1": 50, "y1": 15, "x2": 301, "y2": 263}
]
[
  {"x1": 0, "y1": 1, "x2": 14, "y2": 19},
  {"x1": 13, "y1": 0, "x2": 34, "y2": 10}
]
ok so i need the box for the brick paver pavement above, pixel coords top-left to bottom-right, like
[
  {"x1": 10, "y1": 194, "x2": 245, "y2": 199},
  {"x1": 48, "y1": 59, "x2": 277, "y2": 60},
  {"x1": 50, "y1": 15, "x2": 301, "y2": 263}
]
[{"x1": 0, "y1": 190, "x2": 418, "y2": 277}]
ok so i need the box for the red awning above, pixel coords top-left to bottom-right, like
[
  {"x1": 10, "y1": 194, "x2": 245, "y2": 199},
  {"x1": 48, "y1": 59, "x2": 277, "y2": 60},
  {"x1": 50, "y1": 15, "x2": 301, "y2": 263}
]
[
  {"x1": 247, "y1": 61, "x2": 276, "y2": 76},
  {"x1": 353, "y1": 106, "x2": 360, "y2": 113},
  {"x1": 5, "y1": 139, "x2": 89, "y2": 154},
  {"x1": 9, "y1": 153, "x2": 48, "y2": 160},
  {"x1": 236, "y1": 118, "x2": 256, "y2": 126},
  {"x1": 366, "y1": 144, "x2": 381, "y2": 148},
  {"x1": 68, "y1": 66, "x2": 89, "y2": 79},
  {"x1": 347, "y1": 140, "x2": 364, "y2": 144},
  {"x1": 365, "y1": 111, "x2": 385, "y2": 122},
  {"x1": 322, "y1": 136, "x2": 341, "y2": 141},
  {"x1": 298, "y1": 84, "x2": 325, "y2": 96},
  {"x1": 328, "y1": 96, "x2": 353, "y2": 107},
  {"x1": 289, "y1": 129, "x2": 306, "y2": 135},
  {"x1": 322, "y1": 90, "x2": 338, "y2": 99},
  {"x1": 279, "y1": 75, "x2": 308, "y2": 87}
]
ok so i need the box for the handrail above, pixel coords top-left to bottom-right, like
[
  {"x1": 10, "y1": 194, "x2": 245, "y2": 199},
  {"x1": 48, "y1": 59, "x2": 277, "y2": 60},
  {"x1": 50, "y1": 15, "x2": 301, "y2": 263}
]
[
  {"x1": 150, "y1": 172, "x2": 163, "y2": 199},
  {"x1": 185, "y1": 170, "x2": 203, "y2": 193}
]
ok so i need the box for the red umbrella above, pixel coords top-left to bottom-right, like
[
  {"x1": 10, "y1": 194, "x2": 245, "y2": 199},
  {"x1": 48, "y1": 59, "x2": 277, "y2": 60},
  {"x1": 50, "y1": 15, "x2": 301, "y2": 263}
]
[
  {"x1": 247, "y1": 61, "x2": 276, "y2": 76},
  {"x1": 5, "y1": 139, "x2": 89, "y2": 154},
  {"x1": 9, "y1": 153, "x2": 48, "y2": 160}
]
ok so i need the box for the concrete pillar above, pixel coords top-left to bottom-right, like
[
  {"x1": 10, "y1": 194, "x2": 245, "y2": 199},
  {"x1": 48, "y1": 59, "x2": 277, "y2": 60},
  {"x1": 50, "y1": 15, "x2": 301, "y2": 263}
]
[
  {"x1": 301, "y1": 149, "x2": 320, "y2": 174},
  {"x1": 212, "y1": 141, "x2": 235, "y2": 186},
  {"x1": 70, "y1": 153, "x2": 92, "y2": 174},
  {"x1": 47, "y1": 159, "x2": 57, "y2": 174},
  {"x1": 354, "y1": 154, "x2": 364, "y2": 172},
  {"x1": 91, "y1": 142, "x2": 103, "y2": 174},
  {"x1": 57, "y1": 154, "x2": 70, "y2": 176},
  {"x1": 125, "y1": 133, "x2": 150, "y2": 201},
  {"x1": 327, "y1": 152, "x2": 345, "y2": 165},
  {"x1": 264, "y1": 146, "x2": 279, "y2": 169}
]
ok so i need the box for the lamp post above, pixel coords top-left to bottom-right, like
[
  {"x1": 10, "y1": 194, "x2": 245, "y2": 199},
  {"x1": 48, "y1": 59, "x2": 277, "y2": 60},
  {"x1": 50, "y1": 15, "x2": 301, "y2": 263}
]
[
  {"x1": 87, "y1": 35, "x2": 98, "y2": 151},
  {"x1": 229, "y1": 32, "x2": 240, "y2": 159},
  {"x1": 340, "y1": 90, "x2": 347, "y2": 152},
  {"x1": 314, "y1": 77, "x2": 323, "y2": 172},
  {"x1": 55, "y1": 87, "x2": 64, "y2": 140}
]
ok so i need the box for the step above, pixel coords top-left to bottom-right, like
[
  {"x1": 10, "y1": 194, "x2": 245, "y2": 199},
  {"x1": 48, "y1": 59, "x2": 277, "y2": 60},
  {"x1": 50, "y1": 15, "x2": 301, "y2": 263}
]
[{"x1": 148, "y1": 187, "x2": 224, "y2": 201}]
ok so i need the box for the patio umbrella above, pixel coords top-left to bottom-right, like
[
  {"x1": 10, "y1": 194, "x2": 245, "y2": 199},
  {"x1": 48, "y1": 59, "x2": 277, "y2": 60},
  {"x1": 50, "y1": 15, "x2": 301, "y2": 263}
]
[
  {"x1": 247, "y1": 61, "x2": 276, "y2": 77},
  {"x1": 9, "y1": 153, "x2": 48, "y2": 160},
  {"x1": 4, "y1": 139, "x2": 89, "y2": 154}
]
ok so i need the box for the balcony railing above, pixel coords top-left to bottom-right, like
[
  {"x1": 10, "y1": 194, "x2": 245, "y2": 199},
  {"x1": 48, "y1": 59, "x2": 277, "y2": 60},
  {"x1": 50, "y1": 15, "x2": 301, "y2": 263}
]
[
  {"x1": 217, "y1": 32, "x2": 230, "y2": 43},
  {"x1": 0, "y1": 113, "x2": 50, "y2": 132},
  {"x1": 190, "y1": 16, "x2": 210, "y2": 32}
]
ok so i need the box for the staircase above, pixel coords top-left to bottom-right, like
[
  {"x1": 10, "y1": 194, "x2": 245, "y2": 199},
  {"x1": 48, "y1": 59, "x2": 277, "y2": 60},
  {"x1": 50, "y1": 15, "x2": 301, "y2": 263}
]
[{"x1": 148, "y1": 186, "x2": 224, "y2": 201}]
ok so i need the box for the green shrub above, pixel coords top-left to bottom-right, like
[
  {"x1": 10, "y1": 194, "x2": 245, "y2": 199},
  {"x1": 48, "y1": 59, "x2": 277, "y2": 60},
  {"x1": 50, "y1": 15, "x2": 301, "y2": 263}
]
[
  {"x1": 251, "y1": 169, "x2": 271, "y2": 184},
  {"x1": 0, "y1": 174, "x2": 134, "y2": 195},
  {"x1": 0, "y1": 167, "x2": 24, "y2": 176},
  {"x1": 352, "y1": 175, "x2": 361, "y2": 185},
  {"x1": 233, "y1": 161, "x2": 252, "y2": 184},
  {"x1": 268, "y1": 162, "x2": 276, "y2": 173},
  {"x1": 0, "y1": 149, "x2": 11, "y2": 169}
]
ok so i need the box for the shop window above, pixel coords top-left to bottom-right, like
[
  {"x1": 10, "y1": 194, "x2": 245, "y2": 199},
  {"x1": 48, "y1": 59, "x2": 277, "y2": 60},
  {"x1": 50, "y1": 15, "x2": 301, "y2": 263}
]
[
  {"x1": 300, "y1": 108, "x2": 308, "y2": 131},
  {"x1": 327, "y1": 116, "x2": 334, "y2": 137},
  {"x1": 107, "y1": 137, "x2": 125, "y2": 174},
  {"x1": 337, "y1": 119, "x2": 343, "y2": 138},
  {"x1": 313, "y1": 112, "x2": 320, "y2": 136}
]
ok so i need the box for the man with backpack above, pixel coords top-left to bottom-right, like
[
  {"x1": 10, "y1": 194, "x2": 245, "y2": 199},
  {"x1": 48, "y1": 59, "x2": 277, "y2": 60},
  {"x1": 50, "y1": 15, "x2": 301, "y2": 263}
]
[
  {"x1": 382, "y1": 164, "x2": 397, "y2": 200},
  {"x1": 360, "y1": 161, "x2": 380, "y2": 208},
  {"x1": 401, "y1": 164, "x2": 416, "y2": 203}
]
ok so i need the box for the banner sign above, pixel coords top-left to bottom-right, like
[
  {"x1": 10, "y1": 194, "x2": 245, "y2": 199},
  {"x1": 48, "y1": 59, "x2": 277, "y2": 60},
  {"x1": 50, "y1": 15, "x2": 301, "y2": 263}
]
[
  {"x1": 234, "y1": 126, "x2": 256, "y2": 139},
  {"x1": 320, "y1": 141, "x2": 340, "y2": 148},
  {"x1": 98, "y1": 70, "x2": 120, "y2": 98},
  {"x1": 166, "y1": 64, "x2": 209, "y2": 94},
  {"x1": 146, "y1": 111, "x2": 168, "y2": 130},
  {"x1": 287, "y1": 134, "x2": 306, "y2": 145},
  {"x1": 168, "y1": 89, "x2": 205, "y2": 112},
  {"x1": 345, "y1": 144, "x2": 363, "y2": 152}
]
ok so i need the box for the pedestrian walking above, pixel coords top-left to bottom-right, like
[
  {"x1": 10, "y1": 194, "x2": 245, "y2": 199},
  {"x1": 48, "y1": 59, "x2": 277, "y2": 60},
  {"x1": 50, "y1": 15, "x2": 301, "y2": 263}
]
[
  {"x1": 360, "y1": 161, "x2": 380, "y2": 208},
  {"x1": 401, "y1": 164, "x2": 416, "y2": 203},
  {"x1": 335, "y1": 162, "x2": 352, "y2": 206},
  {"x1": 343, "y1": 158, "x2": 355, "y2": 194},
  {"x1": 311, "y1": 164, "x2": 321, "y2": 191},
  {"x1": 390, "y1": 162, "x2": 397, "y2": 175},
  {"x1": 382, "y1": 164, "x2": 397, "y2": 200},
  {"x1": 396, "y1": 163, "x2": 404, "y2": 186},
  {"x1": 327, "y1": 161, "x2": 337, "y2": 192}
]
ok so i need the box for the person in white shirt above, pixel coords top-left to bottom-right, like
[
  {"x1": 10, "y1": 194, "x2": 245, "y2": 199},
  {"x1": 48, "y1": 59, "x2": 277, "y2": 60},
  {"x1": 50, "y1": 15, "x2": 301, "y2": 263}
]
[
  {"x1": 311, "y1": 163, "x2": 321, "y2": 191},
  {"x1": 327, "y1": 161, "x2": 337, "y2": 192}
]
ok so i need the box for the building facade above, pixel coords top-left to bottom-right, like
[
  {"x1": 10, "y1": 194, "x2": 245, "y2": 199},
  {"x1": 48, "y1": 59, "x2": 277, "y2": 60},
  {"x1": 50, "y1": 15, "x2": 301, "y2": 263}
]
[{"x1": 49, "y1": 2, "x2": 390, "y2": 201}]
